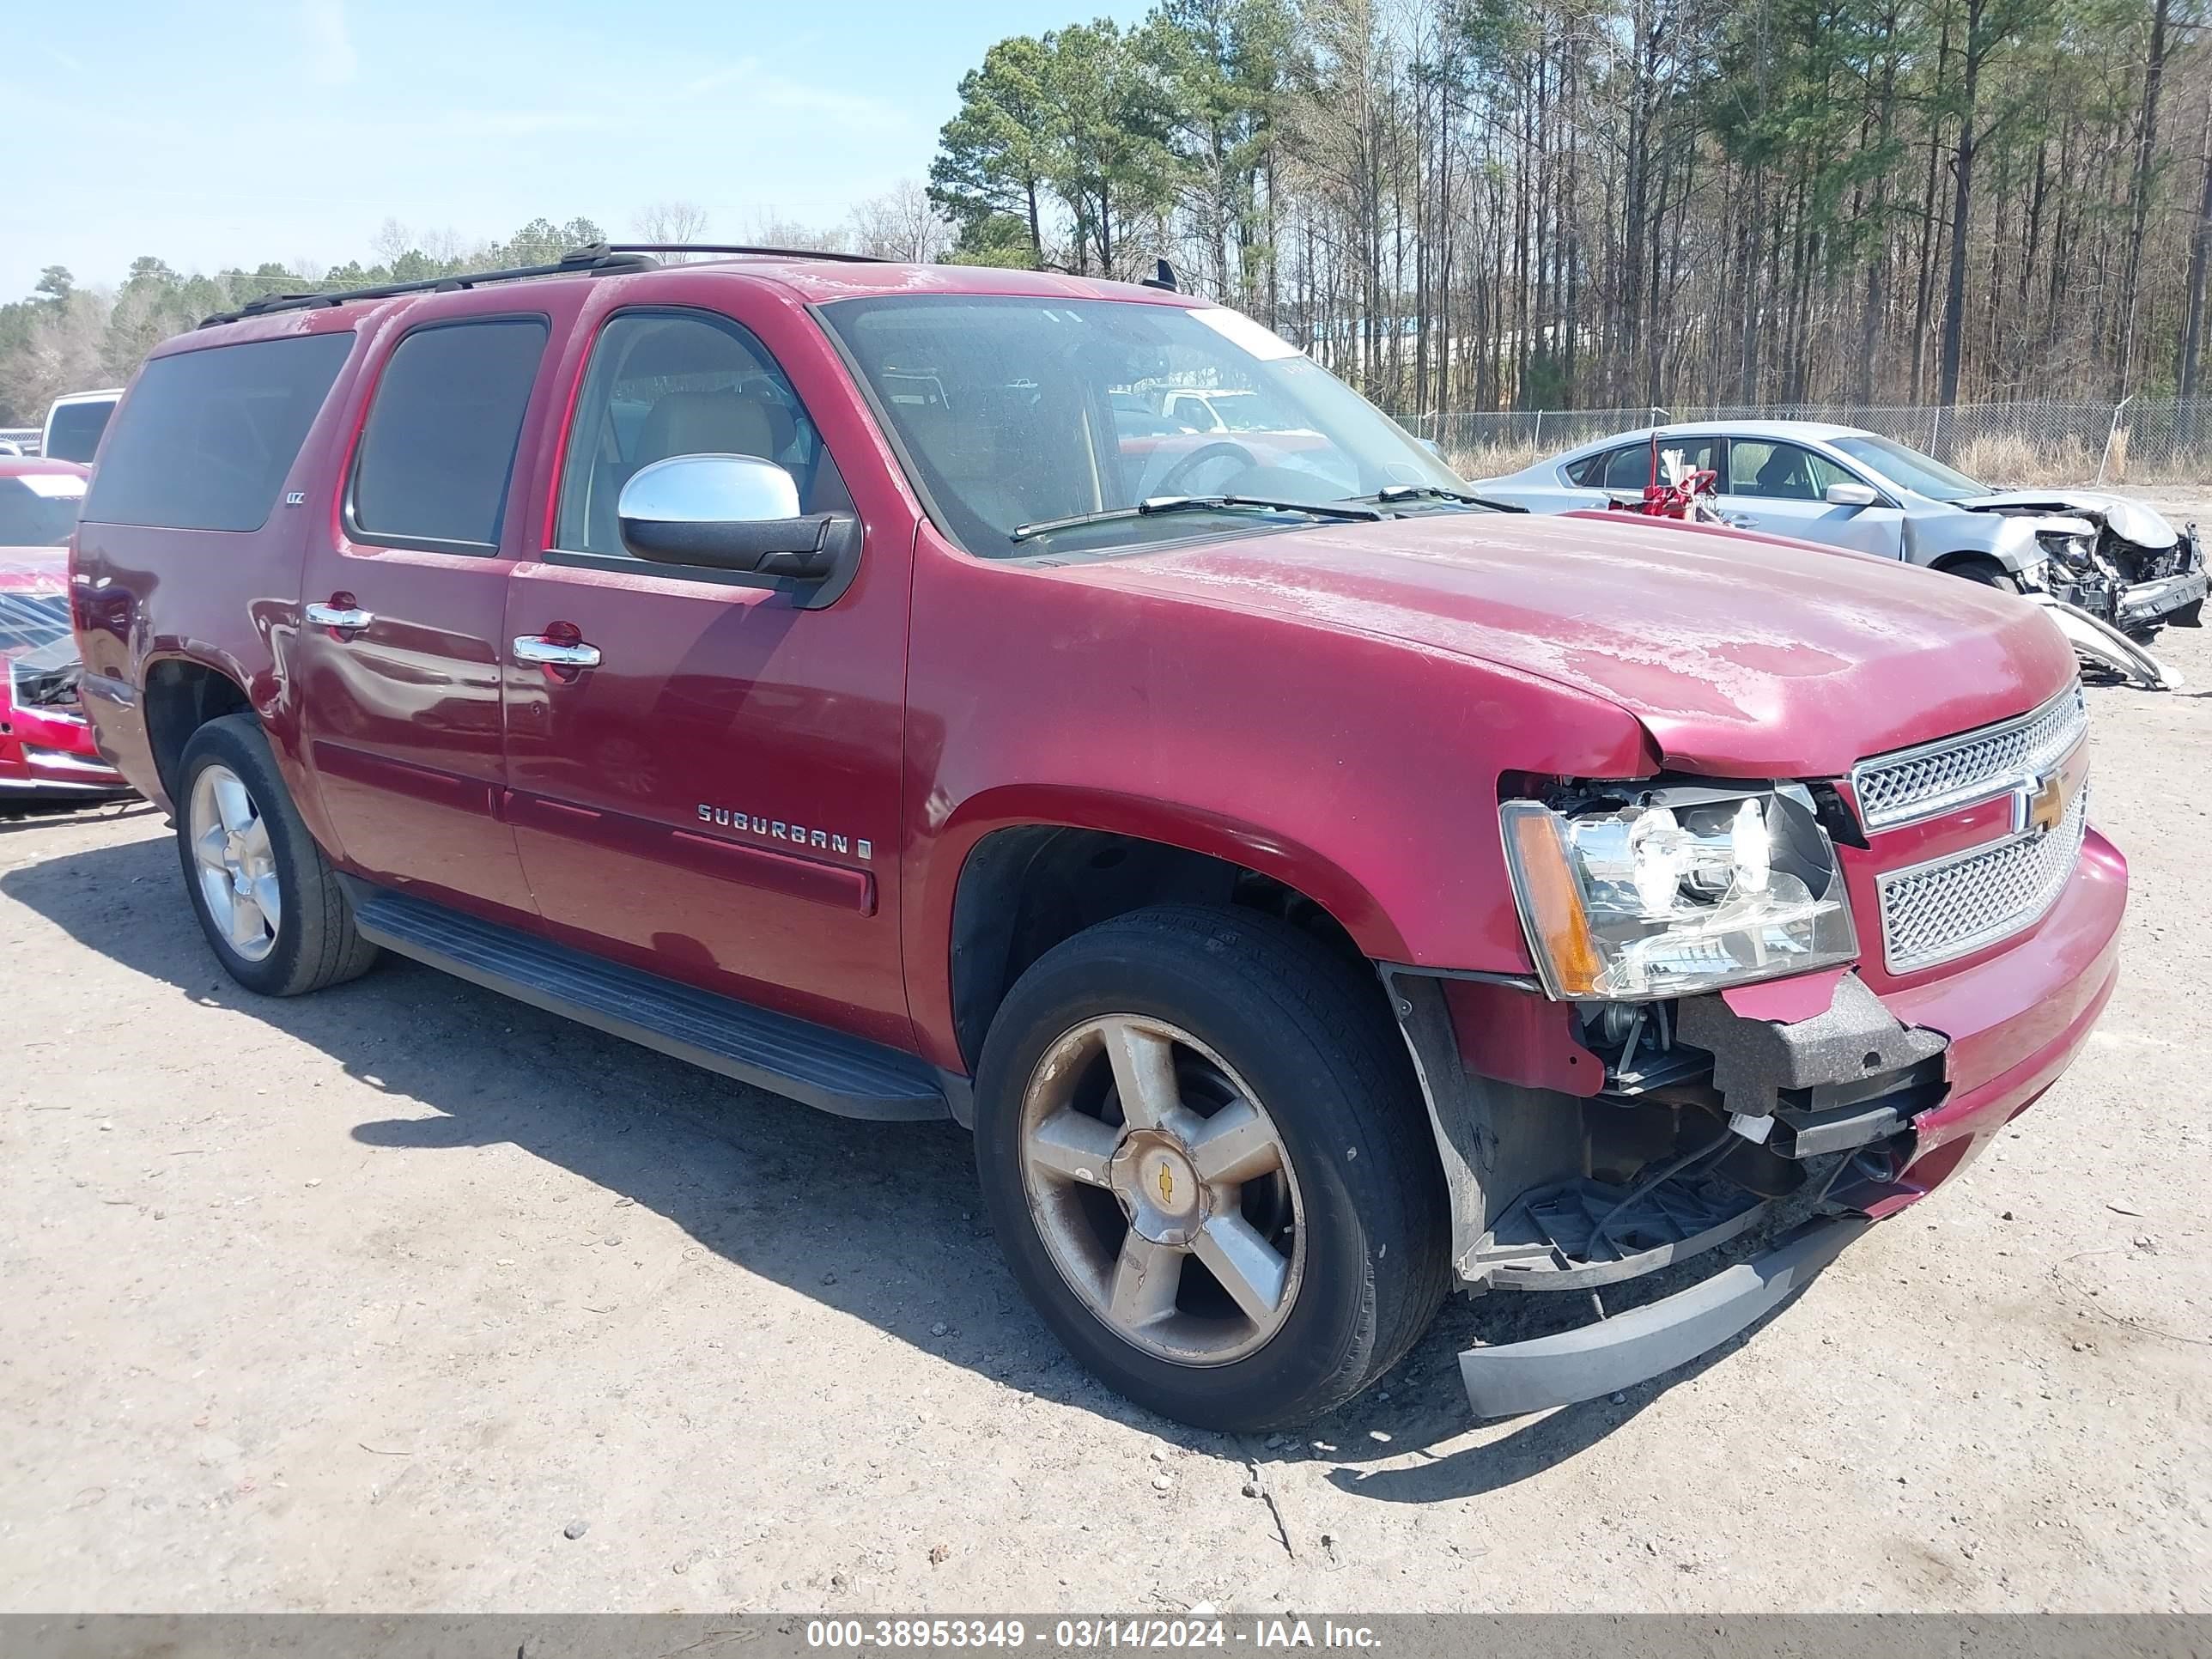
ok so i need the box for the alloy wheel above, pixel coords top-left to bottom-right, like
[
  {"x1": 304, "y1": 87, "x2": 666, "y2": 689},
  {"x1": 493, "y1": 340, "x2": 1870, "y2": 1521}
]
[
  {"x1": 188, "y1": 763, "x2": 282, "y2": 963},
  {"x1": 1018, "y1": 1014, "x2": 1306, "y2": 1365}
]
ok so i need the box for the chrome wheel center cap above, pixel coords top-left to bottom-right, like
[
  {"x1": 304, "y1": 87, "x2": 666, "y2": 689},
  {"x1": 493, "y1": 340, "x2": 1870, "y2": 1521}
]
[{"x1": 1109, "y1": 1130, "x2": 1208, "y2": 1247}]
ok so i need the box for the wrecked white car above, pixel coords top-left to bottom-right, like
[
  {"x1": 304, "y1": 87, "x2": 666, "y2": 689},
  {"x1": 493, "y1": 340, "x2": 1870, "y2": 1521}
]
[{"x1": 1478, "y1": 420, "x2": 2207, "y2": 642}]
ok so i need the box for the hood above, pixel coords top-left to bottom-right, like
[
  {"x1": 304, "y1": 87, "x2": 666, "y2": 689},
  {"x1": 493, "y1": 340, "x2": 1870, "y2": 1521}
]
[
  {"x1": 1964, "y1": 489, "x2": 2177, "y2": 550},
  {"x1": 1068, "y1": 509, "x2": 2078, "y2": 777},
  {"x1": 0, "y1": 546, "x2": 69, "y2": 591}
]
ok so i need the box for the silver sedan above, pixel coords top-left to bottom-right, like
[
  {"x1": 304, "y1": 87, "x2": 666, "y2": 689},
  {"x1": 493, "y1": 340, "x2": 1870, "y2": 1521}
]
[{"x1": 1476, "y1": 419, "x2": 2205, "y2": 635}]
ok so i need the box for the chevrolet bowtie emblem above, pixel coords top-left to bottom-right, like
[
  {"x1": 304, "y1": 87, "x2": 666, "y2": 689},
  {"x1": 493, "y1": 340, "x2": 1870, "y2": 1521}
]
[
  {"x1": 2014, "y1": 769, "x2": 2073, "y2": 836},
  {"x1": 1158, "y1": 1166, "x2": 1175, "y2": 1204}
]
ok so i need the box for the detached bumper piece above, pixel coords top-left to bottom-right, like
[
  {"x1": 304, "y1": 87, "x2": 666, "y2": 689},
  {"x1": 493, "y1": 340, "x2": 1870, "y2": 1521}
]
[
  {"x1": 1455, "y1": 973, "x2": 1940, "y2": 1416},
  {"x1": 1460, "y1": 1216, "x2": 1869, "y2": 1417},
  {"x1": 2117, "y1": 567, "x2": 2207, "y2": 631}
]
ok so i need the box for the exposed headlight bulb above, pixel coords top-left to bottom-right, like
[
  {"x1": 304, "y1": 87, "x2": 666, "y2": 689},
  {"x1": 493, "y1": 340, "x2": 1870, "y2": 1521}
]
[
  {"x1": 1730, "y1": 796, "x2": 1772, "y2": 895},
  {"x1": 1626, "y1": 805, "x2": 1684, "y2": 915}
]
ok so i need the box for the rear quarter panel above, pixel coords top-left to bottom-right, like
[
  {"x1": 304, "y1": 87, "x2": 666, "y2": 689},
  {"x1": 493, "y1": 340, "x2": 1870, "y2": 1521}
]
[{"x1": 73, "y1": 311, "x2": 371, "y2": 846}]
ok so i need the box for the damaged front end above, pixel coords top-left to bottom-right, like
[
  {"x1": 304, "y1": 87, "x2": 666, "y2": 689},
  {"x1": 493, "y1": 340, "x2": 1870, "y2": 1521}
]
[
  {"x1": 1386, "y1": 966, "x2": 1945, "y2": 1417},
  {"x1": 0, "y1": 586, "x2": 131, "y2": 800},
  {"x1": 1974, "y1": 494, "x2": 2207, "y2": 641},
  {"x1": 1388, "y1": 701, "x2": 2121, "y2": 1417}
]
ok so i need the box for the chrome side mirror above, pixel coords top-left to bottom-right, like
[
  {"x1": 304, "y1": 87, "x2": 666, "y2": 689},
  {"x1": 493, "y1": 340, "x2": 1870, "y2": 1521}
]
[
  {"x1": 1826, "y1": 480, "x2": 1881, "y2": 508},
  {"x1": 616, "y1": 453, "x2": 854, "y2": 586}
]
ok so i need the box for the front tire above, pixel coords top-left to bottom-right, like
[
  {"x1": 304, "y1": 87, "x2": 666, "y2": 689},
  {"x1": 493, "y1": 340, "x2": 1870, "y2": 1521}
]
[
  {"x1": 175, "y1": 714, "x2": 379, "y2": 997},
  {"x1": 1945, "y1": 555, "x2": 2024, "y2": 593},
  {"x1": 973, "y1": 905, "x2": 1449, "y2": 1431}
]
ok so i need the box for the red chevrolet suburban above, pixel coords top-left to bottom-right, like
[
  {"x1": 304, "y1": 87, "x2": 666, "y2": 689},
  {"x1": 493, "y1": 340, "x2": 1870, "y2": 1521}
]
[{"x1": 70, "y1": 246, "x2": 2124, "y2": 1430}]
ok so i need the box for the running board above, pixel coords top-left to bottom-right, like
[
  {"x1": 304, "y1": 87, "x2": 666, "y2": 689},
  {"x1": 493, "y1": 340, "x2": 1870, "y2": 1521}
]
[{"x1": 348, "y1": 885, "x2": 949, "y2": 1122}]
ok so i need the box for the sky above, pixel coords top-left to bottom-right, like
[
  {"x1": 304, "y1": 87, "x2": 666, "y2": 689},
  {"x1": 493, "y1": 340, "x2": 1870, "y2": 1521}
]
[{"x1": 5, "y1": 0, "x2": 1147, "y2": 301}]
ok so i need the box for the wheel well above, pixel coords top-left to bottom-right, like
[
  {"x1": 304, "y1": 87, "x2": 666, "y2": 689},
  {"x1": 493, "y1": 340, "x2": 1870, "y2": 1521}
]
[
  {"x1": 948, "y1": 827, "x2": 1373, "y2": 1072},
  {"x1": 1934, "y1": 550, "x2": 2005, "y2": 574},
  {"x1": 143, "y1": 660, "x2": 251, "y2": 803}
]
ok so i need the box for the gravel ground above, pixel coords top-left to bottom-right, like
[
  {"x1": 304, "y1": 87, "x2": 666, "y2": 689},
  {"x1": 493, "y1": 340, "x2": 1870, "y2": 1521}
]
[{"x1": 2, "y1": 526, "x2": 2208, "y2": 1614}]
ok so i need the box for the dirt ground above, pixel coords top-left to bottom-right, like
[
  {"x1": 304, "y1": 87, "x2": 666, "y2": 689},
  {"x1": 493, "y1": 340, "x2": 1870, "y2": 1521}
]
[{"x1": 3, "y1": 509, "x2": 2209, "y2": 1614}]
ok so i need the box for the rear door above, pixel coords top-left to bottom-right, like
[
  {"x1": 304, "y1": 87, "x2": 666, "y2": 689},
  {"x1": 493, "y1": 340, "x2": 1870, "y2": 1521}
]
[
  {"x1": 1517, "y1": 435, "x2": 1723, "y2": 512},
  {"x1": 1716, "y1": 437, "x2": 1903, "y2": 555},
  {"x1": 291, "y1": 289, "x2": 584, "y2": 922},
  {"x1": 498, "y1": 286, "x2": 915, "y2": 1048}
]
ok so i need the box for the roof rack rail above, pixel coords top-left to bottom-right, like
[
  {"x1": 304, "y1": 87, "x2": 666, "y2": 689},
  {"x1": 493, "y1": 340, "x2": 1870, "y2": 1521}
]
[
  {"x1": 197, "y1": 244, "x2": 661, "y2": 329},
  {"x1": 581, "y1": 241, "x2": 890, "y2": 265},
  {"x1": 197, "y1": 240, "x2": 892, "y2": 329}
]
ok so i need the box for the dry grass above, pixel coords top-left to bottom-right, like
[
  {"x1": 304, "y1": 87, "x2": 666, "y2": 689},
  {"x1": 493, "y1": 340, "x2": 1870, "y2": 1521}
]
[
  {"x1": 1950, "y1": 432, "x2": 2106, "y2": 488},
  {"x1": 1448, "y1": 441, "x2": 1546, "y2": 481}
]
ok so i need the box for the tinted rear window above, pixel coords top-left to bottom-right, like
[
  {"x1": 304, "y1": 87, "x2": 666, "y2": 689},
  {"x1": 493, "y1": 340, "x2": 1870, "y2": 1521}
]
[
  {"x1": 45, "y1": 400, "x2": 115, "y2": 464},
  {"x1": 84, "y1": 335, "x2": 354, "y2": 532},
  {"x1": 349, "y1": 318, "x2": 548, "y2": 552}
]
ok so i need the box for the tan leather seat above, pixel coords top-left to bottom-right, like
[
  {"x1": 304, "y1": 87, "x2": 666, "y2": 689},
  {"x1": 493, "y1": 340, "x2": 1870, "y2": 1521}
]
[{"x1": 635, "y1": 391, "x2": 779, "y2": 465}]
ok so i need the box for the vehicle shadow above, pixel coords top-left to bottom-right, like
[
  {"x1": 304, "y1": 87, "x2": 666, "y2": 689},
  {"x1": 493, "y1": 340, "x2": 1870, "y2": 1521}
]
[
  {"x1": 0, "y1": 799, "x2": 154, "y2": 836},
  {"x1": 3, "y1": 828, "x2": 1760, "y2": 1500}
]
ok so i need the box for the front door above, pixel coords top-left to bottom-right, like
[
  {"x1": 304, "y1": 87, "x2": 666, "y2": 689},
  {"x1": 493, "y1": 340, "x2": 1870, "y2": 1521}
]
[
  {"x1": 293, "y1": 300, "x2": 568, "y2": 922},
  {"x1": 1717, "y1": 438, "x2": 1904, "y2": 556},
  {"x1": 500, "y1": 299, "x2": 914, "y2": 1048}
]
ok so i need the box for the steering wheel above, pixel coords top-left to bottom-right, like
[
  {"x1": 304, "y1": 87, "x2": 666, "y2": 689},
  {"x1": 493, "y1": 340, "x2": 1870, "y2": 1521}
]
[{"x1": 1154, "y1": 441, "x2": 1260, "y2": 497}]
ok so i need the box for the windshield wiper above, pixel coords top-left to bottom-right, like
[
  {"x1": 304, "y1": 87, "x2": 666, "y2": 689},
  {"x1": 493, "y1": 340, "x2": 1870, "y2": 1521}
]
[
  {"x1": 1010, "y1": 494, "x2": 1386, "y2": 544},
  {"x1": 1361, "y1": 483, "x2": 1527, "y2": 513}
]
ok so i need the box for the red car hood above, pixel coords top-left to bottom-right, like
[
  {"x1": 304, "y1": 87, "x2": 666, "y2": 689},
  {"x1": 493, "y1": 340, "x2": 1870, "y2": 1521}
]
[{"x1": 1070, "y1": 509, "x2": 2078, "y2": 777}]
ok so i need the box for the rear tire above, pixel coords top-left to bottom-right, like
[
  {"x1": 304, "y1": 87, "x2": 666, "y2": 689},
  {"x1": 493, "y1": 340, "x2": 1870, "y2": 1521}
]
[
  {"x1": 973, "y1": 904, "x2": 1450, "y2": 1431},
  {"x1": 175, "y1": 714, "x2": 379, "y2": 997}
]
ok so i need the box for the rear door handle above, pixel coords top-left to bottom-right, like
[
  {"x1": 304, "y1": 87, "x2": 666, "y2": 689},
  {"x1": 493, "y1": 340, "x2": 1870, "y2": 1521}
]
[
  {"x1": 305, "y1": 601, "x2": 375, "y2": 630},
  {"x1": 513, "y1": 635, "x2": 602, "y2": 669}
]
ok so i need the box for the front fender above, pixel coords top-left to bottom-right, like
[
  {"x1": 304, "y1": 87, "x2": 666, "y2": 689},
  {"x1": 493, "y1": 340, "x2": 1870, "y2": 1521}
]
[
  {"x1": 1907, "y1": 509, "x2": 2050, "y2": 575},
  {"x1": 896, "y1": 532, "x2": 1659, "y2": 1073}
]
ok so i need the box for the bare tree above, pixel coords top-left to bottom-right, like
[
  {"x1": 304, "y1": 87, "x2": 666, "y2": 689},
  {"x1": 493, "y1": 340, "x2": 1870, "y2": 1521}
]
[
  {"x1": 744, "y1": 213, "x2": 852, "y2": 252},
  {"x1": 634, "y1": 200, "x2": 714, "y2": 258},
  {"x1": 848, "y1": 180, "x2": 955, "y2": 261}
]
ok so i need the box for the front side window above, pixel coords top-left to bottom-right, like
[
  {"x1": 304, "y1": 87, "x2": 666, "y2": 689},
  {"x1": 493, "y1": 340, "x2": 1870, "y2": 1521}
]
[
  {"x1": 817, "y1": 296, "x2": 1463, "y2": 557},
  {"x1": 83, "y1": 334, "x2": 353, "y2": 532},
  {"x1": 555, "y1": 309, "x2": 846, "y2": 557},
  {"x1": 1727, "y1": 441, "x2": 1850, "y2": 501},
  {"x1": 350, "y1": 318, "x2": 548, "y2": 552},
  {"x1": 1830, "y1": 434, "x2": 1980, "y2": 501}
]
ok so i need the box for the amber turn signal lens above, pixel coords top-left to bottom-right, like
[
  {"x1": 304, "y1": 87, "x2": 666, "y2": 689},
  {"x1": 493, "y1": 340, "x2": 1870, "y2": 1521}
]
[{"x1": 1500, "y1": 801, "x2": 1604, "y2": 997}]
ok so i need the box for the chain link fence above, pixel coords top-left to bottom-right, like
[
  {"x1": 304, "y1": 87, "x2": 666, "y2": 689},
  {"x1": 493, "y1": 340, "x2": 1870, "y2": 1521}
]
[{"x1": 1410, "y1": 398, "x2": 2212, "y2": 486}]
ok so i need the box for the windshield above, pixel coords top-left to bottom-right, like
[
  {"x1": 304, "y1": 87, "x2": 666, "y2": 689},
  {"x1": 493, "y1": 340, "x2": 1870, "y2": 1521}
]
[
  {"x1": 819, "y1": 296, "x2": 1465, "y2": 556},
  {"x1": 1829, "y1": 434, "x2": 1986, "y2": 502},
  {"x1": 0, "y1": 474, "x2": 85, "y2": 547}
]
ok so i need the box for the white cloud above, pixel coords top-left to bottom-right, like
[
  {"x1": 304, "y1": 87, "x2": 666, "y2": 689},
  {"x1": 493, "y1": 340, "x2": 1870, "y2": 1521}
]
[{"x1": 301, "y1": 0, "x2": 357, "y2": 87}]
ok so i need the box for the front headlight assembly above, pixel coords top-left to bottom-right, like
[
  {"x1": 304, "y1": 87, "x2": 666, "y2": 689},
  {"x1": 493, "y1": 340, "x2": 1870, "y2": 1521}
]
[{"x1": 1501, "y1": 783, "x2": 1857, "y2": 1000}]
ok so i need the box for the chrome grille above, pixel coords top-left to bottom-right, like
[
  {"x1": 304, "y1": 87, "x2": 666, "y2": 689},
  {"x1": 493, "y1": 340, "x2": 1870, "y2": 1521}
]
[
  {"x1": 1877, "y1": 787, "x2": 2088, "y2": 973},
  {"x1": 1851, "y1": 685, "x2": 2087, "y2": 831}
]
